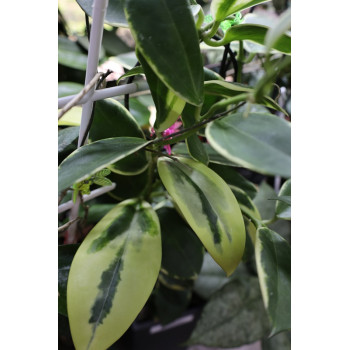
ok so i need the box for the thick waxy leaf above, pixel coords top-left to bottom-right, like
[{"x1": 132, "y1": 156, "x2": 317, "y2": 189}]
[
  {"x1": 211, "y1": 0, "x2": 271, "y2": 21},
  {"x1": 67, "y1": 199, "x2": 161, "y2": 350},
  {"x1": 219, "y1": 24, "x2": 291, "y2": 54},
  {"x1": 157, "y1": 207, "x2": 204, "y2": 279},
  {"x1": 58, "y1": 137, "x2": 149, "y2": 192},
  {"x1": 77, "y1": 0, "x2": 128, "y2": 27},
  {"x1": 89, "y1": 99, "x2": 148, "y2": 175},
  {"x1": 275, "y1": 179, "x2": 291, "y2": 220},
  {"x1": 231, "y1": 187, "x2": 261, "y2": 221},
  {"x1": 209, "y1": 163, "x2": 257, "y2": 199},
  {"x1": 58, "y1": 36, "x2": 87, "y2": 70},
  {"x1": 129, "y1": 97, "x2": 151, "y2": 127},
  {"x1": 181, "y1": 104, "x2": 208, "y2": 164},
  {"x1": 137, "y1": 51, "x2": 186, "y2": 132},
  {"x1": 58, "y1": 106, "x2": 82, "y2": 127},
  {"x1": 157, "y1": 157, "x2": 245, "y2": 276},
  {"x1": 206, "y1": 112, "x2": 291, "y2": 177},
  {"x1": 188, "y1": 274, "x2": 270, "y2": 347},
  {"x1": 255, "y1": 227, "x2": 291, "y2": 336},
  {"x1": 58, "y1": 127, "x2": 79, "y2": 154},
  {"x1": 124, "y1": 0, "x2": 204, "y2": 106},
  {"x1": 58, "y1": 244, "x2": 80, "y2": 316}
]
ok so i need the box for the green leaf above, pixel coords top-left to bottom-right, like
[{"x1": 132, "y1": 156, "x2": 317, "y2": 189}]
[
  {"x1": 172, "y1": 142, "x2": 239, "y2": 167},
  {"x1": 157, "y1": 157, "x2": 245, "y2": 276},
  {"x1": 255, "y1": 227, "x2": 291, "y2": 336},
  {"x1": 157, "y1": 207, "x2": 204, "y2": 279},
  {"x1": 253, "y1": 181, "x2": 277, "y2": 221},
  {"x1": 58, "y1": 244, "x2": 80, "y2": 316},
  {"x1": 217, "y1": 24, "x2": 291, "y2": 54},
  {"x1": 89, "y1": 99, "x2": 148, "y2": 175},
  {"x1": 76, "y1": 0, "x2": 128, "y2": 27},
  {"x1": 58, "y1": 36, "x2": 87, "y2": 70},
  {"x1": 129, "y1": 97, "x2": 151, "y2": 127},
  {"x1": 181, "y1": 104, "x2": 209, "y2": 164},
  {"x1": 206, "y1": 112, "x2": 291, "y2": 177},
  {"x1": 211, "y1": 0, "x2": 271, "y2": 22},
  {"x1": 275, "y1": 179, "x2": 291, "y2": 220},
  {"x1": 124, "y1": 0, "x2": 204, "y2": 106},
  {"x1": 58, "y1": 127, "x2": 79, "y2": 154},
  {"x1": 67, "y1": 199, "x2": 161, "y2": 350},
  {"x1": 137, "y1": 50, "x2": 186, "y2": 132},
  {"x1": 209, "y1": 163, "x2": 257, "y2": 199},
  {"x1": 58, "y1": 106, "x2": 82, "y2": 127},
  {"x1": 154, "y1": 283, "x2": 191, "y2": 325},
  {"x1": 262, "y1": 330, "x2": 291, "y2": 350},
  {"x1": 93, "y1": 177, "x2": 113, "y2": 187},
  {"x1": 193, "y1": 253, "x2": 237, "y2": 300},
  {"x1": 116, "y1": 65, "x2": 144, "y2": 85},
  {"x1": 58, "y1": 137, "x2": 149, "y2": 192},
  {"x1": 231, "y1": 187, "x2": 261, "y2": 221},
  {"x1": 58, "y1": 82, "x2": 84, "y2": 98},
  {"x1": 188, "y1": 274, "x2": 270, "y2": 347}
]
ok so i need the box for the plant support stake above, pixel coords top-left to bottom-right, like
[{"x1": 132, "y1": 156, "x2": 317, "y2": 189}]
[{"x1": 67, "y1": 0, "x2": 109, "y2": 244}]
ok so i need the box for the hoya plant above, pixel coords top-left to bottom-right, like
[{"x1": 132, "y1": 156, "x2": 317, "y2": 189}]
[{"x1": 58, "y1": 0, "x2": 291, "y2": 349}]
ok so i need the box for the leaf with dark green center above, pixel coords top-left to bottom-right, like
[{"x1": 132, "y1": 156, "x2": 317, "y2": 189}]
[
  {"x1": 157, "y1": 207, "x2": 204, "y2": 279},
  {"x1": 255, "y1": 227, "x2": 291, "y2": 336},
  {"x1": 275, "y1": 179, "x2": 291, "y2": 220},
  {"x1": 211, "y1": 0, "x2": 271, "y2": 22},
  {"x1": 67, "y1": 199, "x2": 161, "y2": 350},
  {"x1": 188, "y1": 273, "x2": 270, "y2": 347},
  {"x1": 219, "y1": 24, "x2": 291, "y2": 54},
  {"x1": 76, "y1": 0, "x2": 128, "y2": 27},
  {"x1": 157, "y1": 156, "x2": 245, "y2": 276},
  {"x1": 58, "y1": 244, "x2": 80, "y2": 316},
  {"x1": 58, "y1": 137, "x2": 150, "y2": 192},
  {"x1": 206, "y1": 112, "x2": 291, "y2": 177},
  {"x1": 89, "y1": 99, "x2": 148, "y2": 175},
  {"x1": 124, "y1": 0, "x2": 204, "y2": 106},
  {"x1": 137, "y1": 50, "x2": 186, "y2": 132},
  {"x1": 58, "y1": 36, "x2": 88, "y2": 70}
]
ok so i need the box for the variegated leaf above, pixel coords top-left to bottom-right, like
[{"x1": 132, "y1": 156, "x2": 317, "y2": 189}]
[
  {"x1": 211, "y1": 0, "x2": 271, "y2": 22},
  {"x1": 58, "y1": 137, "x2": 150, "y2": 192},
  {"x1": 157, "y1": 157, "x2": 245, "y2": 276},
  {"x1": 137, "y1": 50, "x2": 186, "y2": 132},
  {"x1": 255, "y1": 227, "x2": 291, "y2": 336},
  {"x1": 124, "y1": 0, "x2": 204, "y2": 106},
  {"x1": 67, "y1": 199, "x2": 161, "y2": 350}
]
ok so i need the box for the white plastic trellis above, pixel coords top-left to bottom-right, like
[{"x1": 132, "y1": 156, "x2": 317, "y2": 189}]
[{"x1": 58, "y1": 0, "x2": 146, "y2": 237}]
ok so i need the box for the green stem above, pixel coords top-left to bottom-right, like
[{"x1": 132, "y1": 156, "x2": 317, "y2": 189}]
[
  {"x1": 196, "y1": 8, "x2": 205, "y2": 30},
  {"x1": 202, "y1": 21, "x2": 221, "y2": 40},
  {"x1": 200, "y1": 93, "x2": 249, "y2": 120},
  {"x1": 236, "y1": 40, "x2": 244, "y2": 83}
]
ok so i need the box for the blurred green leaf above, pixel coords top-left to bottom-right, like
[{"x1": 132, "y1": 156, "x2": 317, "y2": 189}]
[
  {"x1": 58, "y1": 36, "x2": 87, "y2": 70},
  {"x1": 188, "y1": 273, "x2": 270, "y2": 347},
  {"x1": 275, "y1": 179, "x2": 291, "y2": 220}
]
